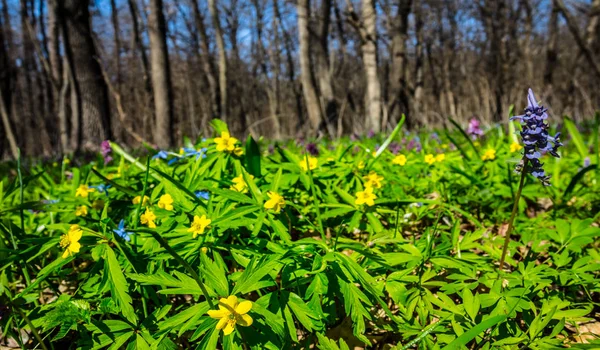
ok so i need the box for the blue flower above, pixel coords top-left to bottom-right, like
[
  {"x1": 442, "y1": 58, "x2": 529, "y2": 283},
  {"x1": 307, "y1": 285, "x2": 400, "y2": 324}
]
[
  {"x1": 113, "y1": 219, "x2": 132, "y2": 242},
  {"x1": 91, "y1": 184, "x2": 111, "y2": 194},
  {"x1": 152, "y1": 150, "x2": 169, "y2": 160},
  {"x1": 195, "y1": 190, "x2": 210, "y2": 200},
  {"x1": 184, "y1": 147, "x2": 207, "y2": 161},
  {"x1": 510, "y1": 89, "x2": 563, "y2": 186}
]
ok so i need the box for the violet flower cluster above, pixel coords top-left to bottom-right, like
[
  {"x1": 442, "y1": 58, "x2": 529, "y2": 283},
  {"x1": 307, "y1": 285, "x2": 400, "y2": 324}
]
[
  {"x1": 510, "y1": 89, "x2": 563, "y2": 186},
  {"x1": 467, "y1": 118, "x2": 484, "y2": 139},
  {"x1": 101, "y1": 140, "x2": 112, "y2": 165}
]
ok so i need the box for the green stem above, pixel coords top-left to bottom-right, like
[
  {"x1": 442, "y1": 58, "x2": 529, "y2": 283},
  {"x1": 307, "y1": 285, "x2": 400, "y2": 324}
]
[
  {"x1": 305, "y1": 158, "x2": 325, "y2": 241},
  {"x1": 499, "y1": 161, "x2": 527, "y2": 269},
  {"x1": 14, "y1": 306, "x2": 48, "y2": 350},
  {"x1": 135, "y1": 228, "x2": 215, "y2": 309},
  {"x1": 16, "y1": 150, "x2": 33, "y2": 289}
]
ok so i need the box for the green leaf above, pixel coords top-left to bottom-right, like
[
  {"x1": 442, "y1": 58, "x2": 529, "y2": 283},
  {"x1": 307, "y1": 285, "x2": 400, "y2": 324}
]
[
  {"x1": 245, "y1": 135, "x2": 261, "y2": 178},
  {"x1": 441, "y1": 315, "x2": 507, "y2": 349},
  {"x1": 105, "y1": 246, "x2": 137, "y2": 324},
  {"x1": 564, "y1": 116, "x2": 588, "y2": 158}
]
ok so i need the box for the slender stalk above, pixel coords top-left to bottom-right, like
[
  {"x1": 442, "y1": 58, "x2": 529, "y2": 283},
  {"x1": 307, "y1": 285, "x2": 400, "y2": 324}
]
[
  {"x1": 499, "y1": 161, "x2": 528, "y2": 268},
  {"x1": 305, "y1": 157, "x2": 325, "y2": 241},
  {"x1": 14, "y1": 306, "x2": 49, "y2": 350},
  {"x1": 135, "y1": 228, "x2": 215, "y2": 309},
  {"x1": 16, "y1": 150, "x2": 33, "y2": 288}
]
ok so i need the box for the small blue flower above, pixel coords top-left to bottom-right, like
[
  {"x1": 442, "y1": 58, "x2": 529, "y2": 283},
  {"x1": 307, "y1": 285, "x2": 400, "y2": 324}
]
[
  {"x1": 153, "y1": 150, "x2": 169, "y2": 160},
  {"x1": 91, "y1": 184, "x2": 111, "y2": 194},
  {"x1": 195, "y1": 190, "x2": 210, "y2": 200},
  {"x1": 184, "y1": 147, "x2": 207, "y2": 161},
  {"x1": 113, "y1": 219, "x2": 132, "y2": 242}
]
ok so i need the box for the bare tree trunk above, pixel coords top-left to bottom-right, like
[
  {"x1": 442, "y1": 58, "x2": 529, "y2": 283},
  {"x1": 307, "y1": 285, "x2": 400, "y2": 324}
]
[
  {"x1": 208, "y1": 0, "x2": 228, "y2": 123},
  {"x1": 389, "y1": 0, "x2": 412, "y2": 128},
  {"x1": 297, "y1": 0, "x2": 323, "y2": 132},
  {"x1": 315, "y1": 0, "x2": 337, "y2": 135},
  {"x1": 362, "y1": 0, "x2": 382, "y2": 132},
  {"x1": 62, "y1": 0, "x2": 112, "y2": 150},
  {"x1": 413, "y1": 0, "x2": 424, "y2": 122},
  {"x1": 110, "y1": 0, "x2": 122, "y2": 93},
  {"x1": 520, "y1": 0, "x2": 533, "y2": 84},
  {"x1": 544, "y1": 0, "x2": 558, "y2": 105},
  {"x1": 191, "y1": 0, "x2": 220, "y2": 119},
  {"x1": 147, "y1": 0, "x2": 173, "y2": 148},
  {"x1": 274, "y1": 0, "x2": 303, "y2": 131}
]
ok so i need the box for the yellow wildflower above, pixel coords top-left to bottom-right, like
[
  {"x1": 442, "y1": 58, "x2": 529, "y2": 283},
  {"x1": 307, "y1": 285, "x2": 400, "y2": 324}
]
[
  {"x1": 435, "y1": 154, "x2": 445, "y2": 162},
  {"x1": 214, "y1": 131, "x2": 239, "y2": 152},
  {"x1": 63, "y1": 158, "x2": 70, "y2": 164},
  {"x1": 75, "y1": 205, "x2": 88, "y2": 217},
  {"x1": 358, "y1": 161, "x2": 365, "y2": 169},
  {"x1": 392, "y1": 154, "x2": 407, "y2": 166},
  {"x1": 207, "y1": 296, "x2": 253, "y2": 336},
  {"x1": 140, "y1": 208, "x2": 157, "y2": 228},
  {"x1": 355, "y1": 187, "x2": 377, "y2": 206},
  {"x1": 230, "y1": 174, "x2": 252, "y2": 193},
  {"x1": 158, "y1": 194, "x2": 174, "y2": 211},
  {"x1": 132, "y1": 195, "x2": 150, "y2": 206},
  {"x1": 75, "y1": 185, "x2": 95, "y2": 198},
  {"x1": 60, "y1": 225, "x2": 83, "y2": 259},
  {"x1": 364, "y1": 172, "x2": 383, "y2": 189},
  {"x1": 179, "y1": 148, "x2": 185, "y2": 155},
  {"x1": 264, "y1": 191, "x2": 285, "y2": 213},
  {"x1": 424, "y1": 154, "x2": 436, "y2": 165},
  {"x1": 481, "y1": 149, "x2": 496, "y2": 161},
  {"x1": 234, "y1": 147, "x2": 244, "y2": 156},
  {"x1": 201, "y1": 247, "x2": 208, "y2": 253},
  {"x1": 188, "y1": 215, "x2": 211, "y2": 238},
  {"x1": 510, "y1": 142, "x2": 523, "y2": 153},
  {"x1": 299, "y1": 156, "x2": 318, "y2": 171}
]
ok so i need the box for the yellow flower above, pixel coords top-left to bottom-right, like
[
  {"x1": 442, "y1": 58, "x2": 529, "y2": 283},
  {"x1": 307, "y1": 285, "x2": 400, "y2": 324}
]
[
  {"x1": 92, "y1": 200, "x2": 105, "y2": 211},
  {"x1": 234, "y1": 147, "x2": 244, "y2": 156},
  {"x1": 299, "y1": 156, "x2": 318, "y2": 171},
  {"x1": 158, "y1": 194, "x2": 174, "y2": 211},
  {"x1": 60, "y1": 225, "x2": 83, "y2": 259},
  {"x1": 424, "y1": 154, "x2": 436, "y2": 165},
  {"x1": 75, "y1": 185, "x2": 95, "y2": 198},
  {"x1": 179, "y1": 148, "x2": 185, "y2": 155},
  {"x1": 264, "y1": 191, "x2": 285, "y2": 213},
  {"x1": 435, "y1": 154, "x2": 445, "y2": 162},
  {"x1": 481, "y1": 149, "x2": 496, "y2": 161},
  {"x1": 132, "y1": 195, "x2": 150, "y2": 206},
  {"x1": 214, "y1": 131, "x2": 239, "y2": 152},
  {"x1": 140, "y1": 208, "x2": 157, "y2": 228},
  {"x1": 75, "y1": 205, "x2": 88, "y2": 217},
  {"x1": 392, "y1": 154, "x2": 407, "y2": 166},
  {"x1": 63, "y1": 158, "x2": 70, "y2": 164},
  {"x1": 207, "y1": 296, "x2": 253, "y2": 336},
  {"x1": 358, "y1": 161, "x2": 365, "y2": 169},
  {"x1": 201, "y1": 247, "x2": 208, "y2": 253},
  {"x1": 230, "y1": 174, "x2": 252, "y2": 193},
  {"x1": 355, "y1": 187, "x2": 377, "y2": 206},
  {"x1": 364, "y1": 171, "x2": 383, "y2": 189},
  {"x1": 510, "y1": 142, "x2": 523, "y2": 153},
  {"x1": 188, "y1": 215, "x2": 211, "y2": 238}
]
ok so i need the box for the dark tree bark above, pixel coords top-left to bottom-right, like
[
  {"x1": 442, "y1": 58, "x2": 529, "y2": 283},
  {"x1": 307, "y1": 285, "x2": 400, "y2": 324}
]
[
  {"x1": 148, "y1": 0, "x2": 174, "y2": 148},
  {"x1": 388, "y1": 0, "x2": 412, "y2": 127},
  {"x1": 61, "y1": 0, "x2": 112, "y2": 150}
]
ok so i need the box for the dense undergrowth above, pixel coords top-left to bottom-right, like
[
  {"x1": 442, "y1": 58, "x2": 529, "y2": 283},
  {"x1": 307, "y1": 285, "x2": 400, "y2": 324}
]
[{"x1": 1, "y1": 114, "x2": 600, "y2": 349}]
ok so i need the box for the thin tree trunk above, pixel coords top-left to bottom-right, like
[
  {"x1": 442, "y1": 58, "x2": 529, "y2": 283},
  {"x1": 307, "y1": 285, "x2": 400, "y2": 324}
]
[
  {"x1": 110, "y1": 0, "x2": 122, "y2": 93},
  {"x1": 544, "y1": 0, "x2": 558, "y2": 105},
  {"x1": 208, "y1": 0, "x2": 228, "y2": 122},
  {"x1": 148, "y1": 0, "x2": 174, "y2": 148},
  {"x1": 315, "y1": 0, "x2": 337, "y2": 136},
  {"x1": 297, "y1": 0, "x2": 323, "y2": 132},
  {"x1": 362, "y1": 0, "x2": 382, "y2": 132},
  {"x1": 413, "y1": 0, "x2": 424, "y2": 123},
  {"x1": 389, "y1": 0, "x2": 412, "y2": 127}
]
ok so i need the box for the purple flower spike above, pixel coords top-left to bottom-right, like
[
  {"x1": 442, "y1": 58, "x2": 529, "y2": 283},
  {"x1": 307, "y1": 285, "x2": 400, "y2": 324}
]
[
  {"x1": 101, "y1": 140, "x2": 112, "y2": 165},
  {"x1": 512, "y1": 89, "x2": 563, "y2": 186},
  {"x1": 467, "y1": 117, "x2": 484, "y2": 139},
  {"x1": 306, "y1": 143, "x2": 319, "y2": 156}
]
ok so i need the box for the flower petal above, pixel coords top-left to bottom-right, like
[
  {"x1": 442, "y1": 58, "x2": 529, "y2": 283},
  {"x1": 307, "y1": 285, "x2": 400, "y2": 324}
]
[
  {"x1": 235, "y1": 300, "x2": 252, "y2": 315},
  {"x1": 222, "y1": 321, "x2": 235, "y2": 335},
  {"x1": 69, "y1": 242, "x2": 81, "y2": 253},
  {"x1": 208, "y1": 309, "x2": 230, "y2": 320},
  {"x1": 216, "y1": 316, "x2": 228, "y2": 330},
  {"x1": 237, "y1": 314, "x2": 253, "y2": 327}
]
